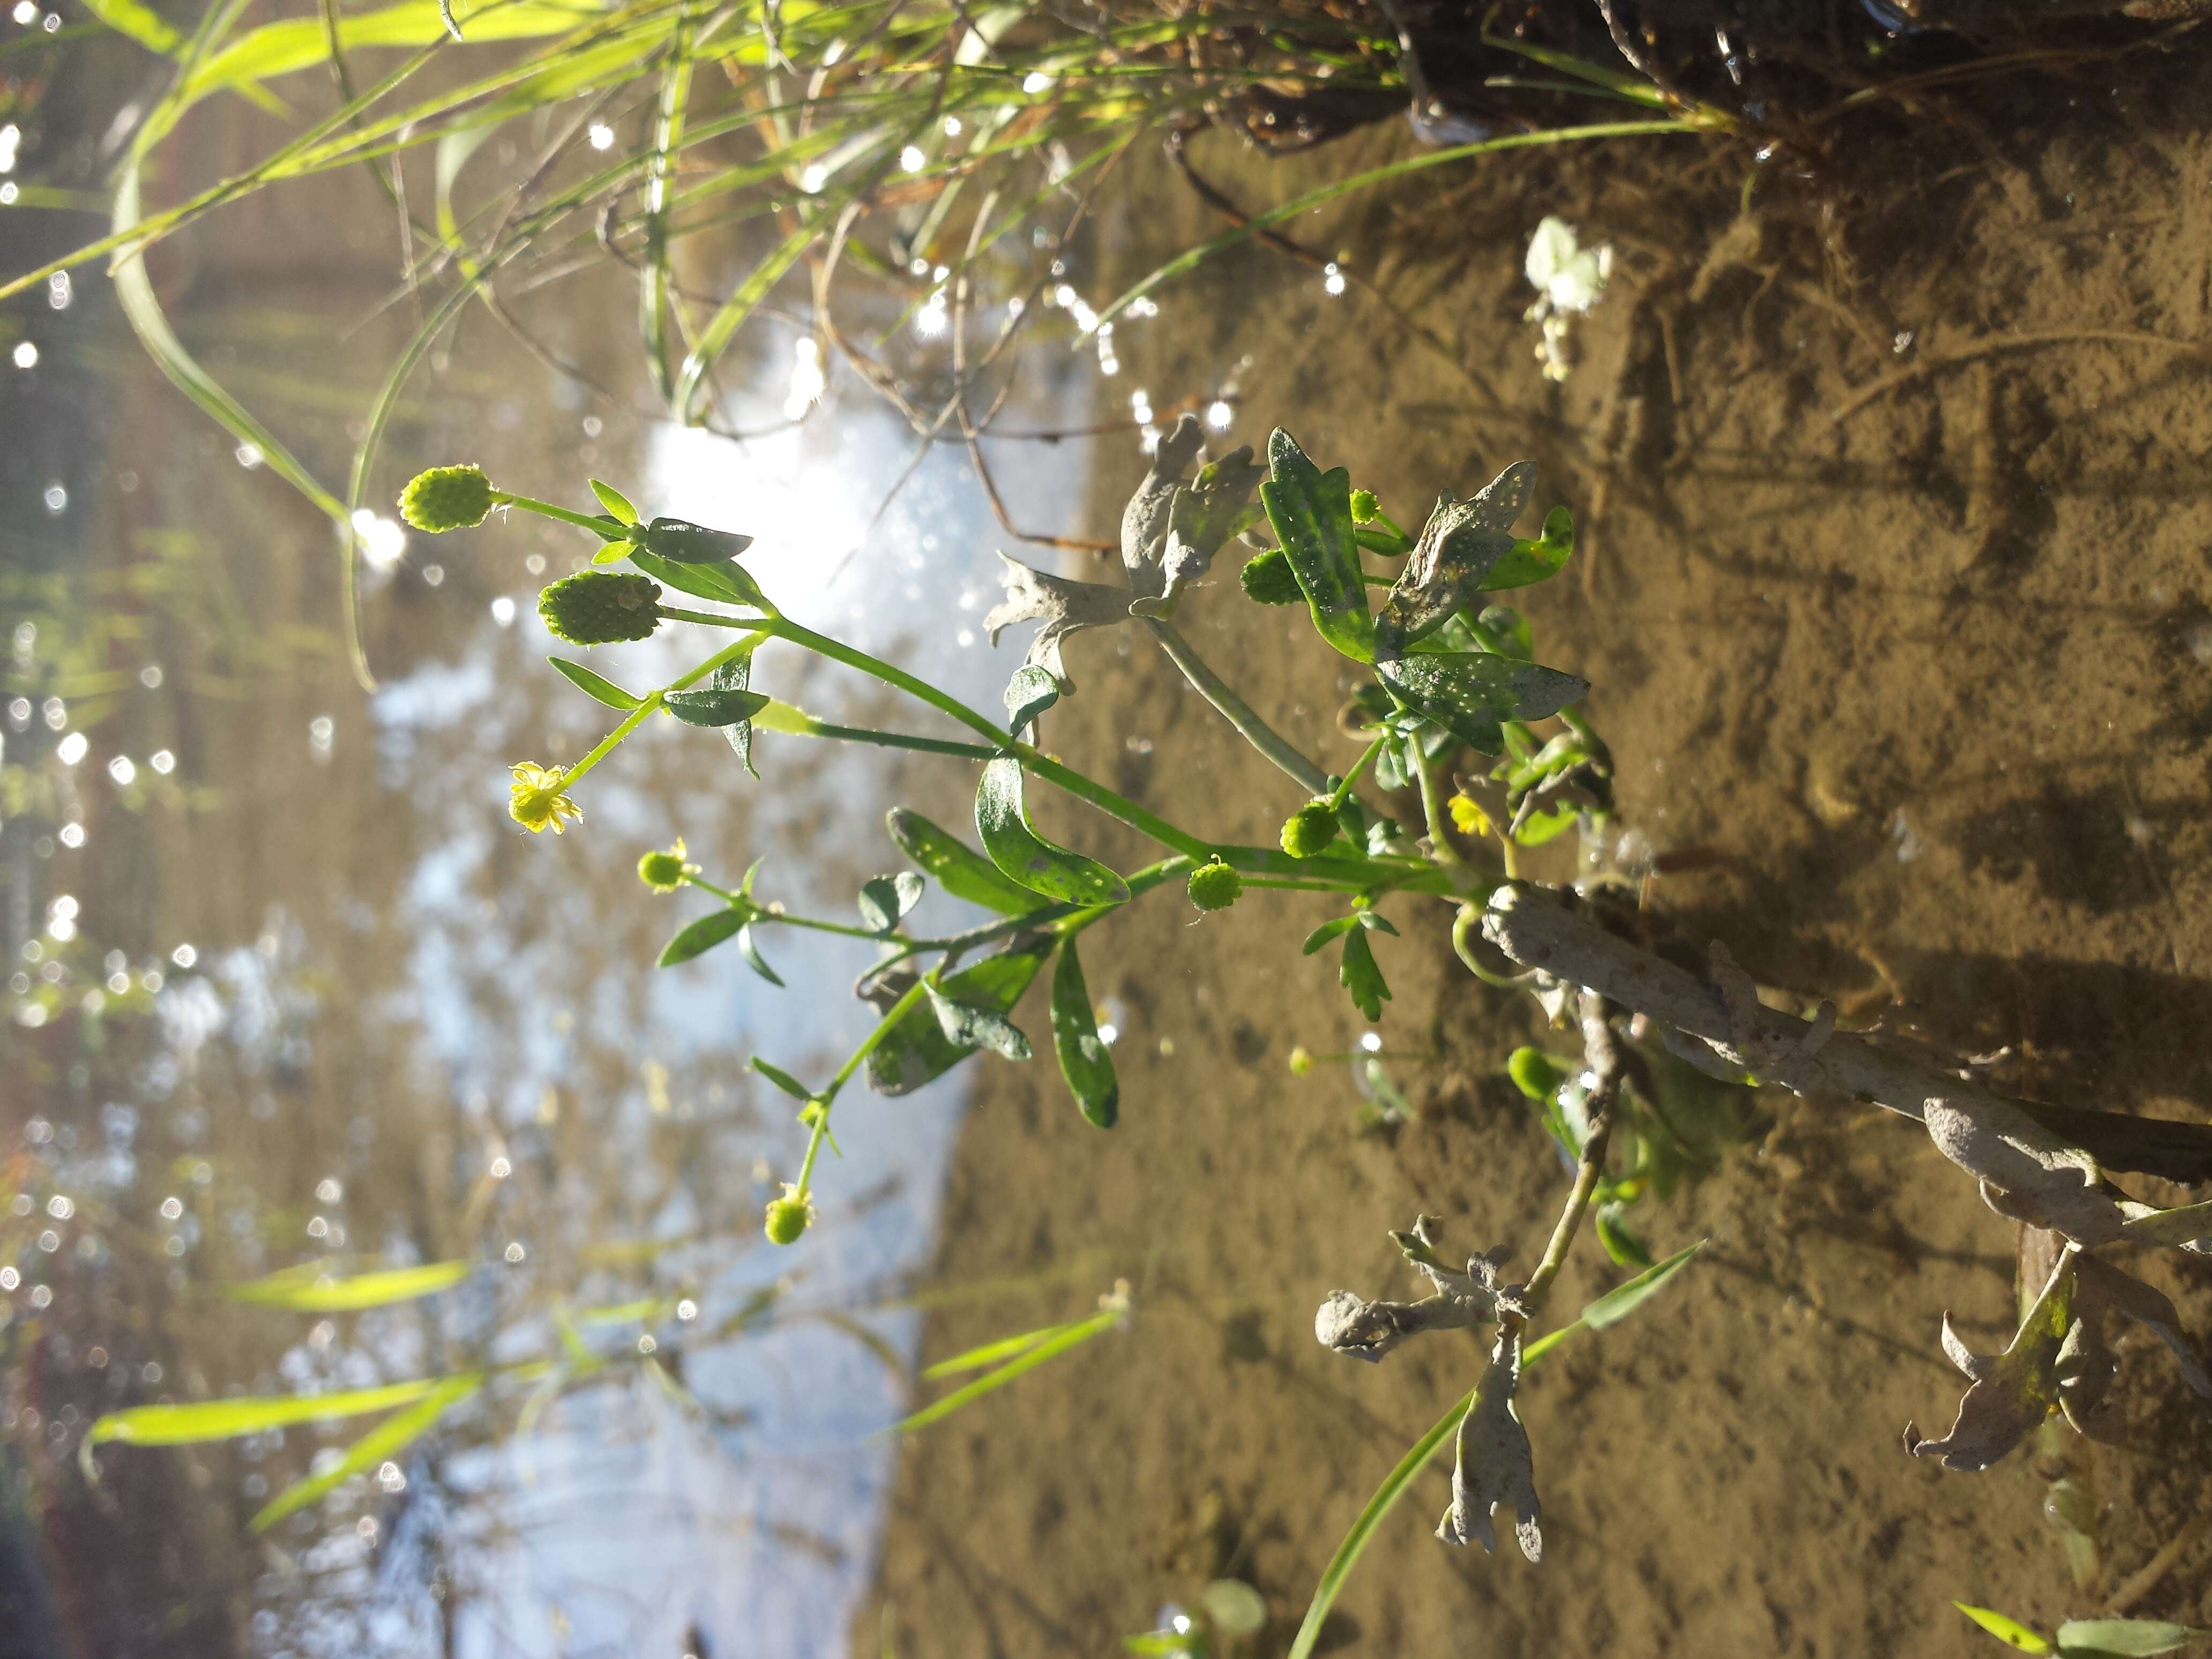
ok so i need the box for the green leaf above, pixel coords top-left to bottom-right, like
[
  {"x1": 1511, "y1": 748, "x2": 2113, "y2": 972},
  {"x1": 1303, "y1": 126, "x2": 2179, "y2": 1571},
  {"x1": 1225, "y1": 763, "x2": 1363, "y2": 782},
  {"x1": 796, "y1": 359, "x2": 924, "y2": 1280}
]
[
  {"x1": 81, "y1": 0, "x2": 180, "y2": 54},
  {"x1": 663, "y1": 686, "x2": 771, "y2": 728},
  {"x1": 752, "y1": 1057, "x2": 814, "y2": 1101},
  {"x1": 1200, "y1": 1580, "x2": 1268, "y2": 1639},
  {"x1": 88, "y1": 1378, "x2": 457, "y2": 1447},
  {"x1": 589, "y1": 479, "x2": 637, "y2": 526},
  {"x1": 736, "y1": 923, "x2": 783, "y2": 987},
  {"x1": 548, "y1": 656, "x2": 644, "y2": 711},
  {"x1": 1955, "y1": 1606, "x2": 2054, "y2": 1653},
  {"x1": 864, "y1": 942, "x2": 1054, "y2": 1096},
  {"x1": 1260, "y1": 430, "x2": 1375, "y2": 663},
  {"x1": 1513, "y1": 804, "x2": 1582, "y2": 847},
  {"x1": 1356, "y1": 910, "x2": 1399, "y2": 936},
  {"x1": 637, "y1": 515, "x2": 754, "y2": 564},
  {"x1": 250, "y1": 1376, "x2": 482, "y2": 1532},
  {"x1": 1578, "y1": 1239, "x2": 1706, "y2": 1331},
  {"x1": 658, "y1": 907, "x2": 746, "y2": 967},
  {"x1": 1340, "y1": 928, "x2": 1391, "y2": 1021},
  {"x1": 974, "y1": 758, "x2": 1130, "y2": 907},
  {"x1": 887, "y1": 809, "x2": 1045, "y2": 916},
  {"x1": 1004, "y1": 664, "x2": 1060, "y2": 735},
  {"x1": 2057, "y1": 1620, "x2": 2203, "y2": 1657},
  {"x1": 709, "y1": 653, "x2": 758, "y2": 777},
  {"x1": 1594, "y1": 1204, "x2": 1654, "y2": 1270},
  {"x1": 1484, "y1": 506, "x2": 1575, "y2": 591},
  {"x1": 1476, "y1": 603, "x2": 1535, "y2": 660},
  {"x1": 1376, "y1": 653, "x2": 1589, "y2": 754},
  {"x1": 226, "y1": 1260, "x2": 468, "y2": 1312},
  {"x1": 1302, "y1": 915, "x2": 1361, "y2": 955},
  {"x1": 1049, "y1": 941, "x2": 1118, "y2": 1129},
  {"x1": 858, "y1": 872, "x2": 925, "y2": 935},
  {"x1": 927, "y1": 984, "x2": 1033, "y2": 1062},
  {"x1": 1507, "y1": 1047, "x2": 1563, "y2": 1101},
  {"x1": 630, "y1": 548, "x2": 767, "y2": 610},
  {"x1": 892, "y1": 1299, "x2": 1123, "y2": 1434}
]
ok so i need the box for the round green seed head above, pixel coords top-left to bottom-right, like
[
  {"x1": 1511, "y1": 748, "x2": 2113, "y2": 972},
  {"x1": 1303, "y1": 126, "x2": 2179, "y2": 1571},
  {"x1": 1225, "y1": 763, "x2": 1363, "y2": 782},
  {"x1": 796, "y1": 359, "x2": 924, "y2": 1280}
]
[
  {"x1": 399, "y1": 464, "x2": 495, "y2": 533},
  {"x1": 1349, "y1": 489, "x2": 1380, "y2": 524},
  {"x1": 1239, "y1": 547, "x2": 1304, "y2": 607},
  {"x1": 764, "y1": 1194, "x2": 812, "y2": 1246},
  {"x1": 1187, "y1": 858, "x2": 1242, "y2": 913},
  {"x1": 539, "y1": 571, "x2": 663, "y2": 646},
  {"x1": 637, "y1": 848, "x2": 687, "y2": 892},
  {"x1": 1280, "y1": 799, "x2": 1339, "y2": 860},
  {"x1": 1507, "y1": 1046, "x2": 1562, "y2": 1102}
]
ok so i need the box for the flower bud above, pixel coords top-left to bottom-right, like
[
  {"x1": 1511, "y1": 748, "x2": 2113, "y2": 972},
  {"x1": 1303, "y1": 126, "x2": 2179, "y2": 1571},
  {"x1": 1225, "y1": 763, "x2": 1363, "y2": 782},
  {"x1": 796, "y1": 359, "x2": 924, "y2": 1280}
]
[
  {"x1": 1239, "y1": 547, "x2": 1304, "y2": 606},
  {"x1": 538, "y1": 571, "x2": 663, "y2": 646},
  {"x1": 399, "y1": 464, "x2": 495, "y2": 533},
  {"x1": 1288, "y1": 1045, "x2": 1314, "y2": 1076},
  {"x1": 637, "y1": 839, "x2": 690, "y2": 893},
  {"x1": 1349, "y1": 489, "x2": 1380, "y2": 524},
  {"x1": 1507, "y1": 1047, "x2": 1561, "y2": 1102},
  {"x1": 1280, "y1": 799, "x2": 1339, "y2": 860},
  {"x1": 1186, "y1": 857, "x2": 1242, "y2": 913},
  {"x1": 764, "y1": 1184, "x2": 814, "y2": 1246}
]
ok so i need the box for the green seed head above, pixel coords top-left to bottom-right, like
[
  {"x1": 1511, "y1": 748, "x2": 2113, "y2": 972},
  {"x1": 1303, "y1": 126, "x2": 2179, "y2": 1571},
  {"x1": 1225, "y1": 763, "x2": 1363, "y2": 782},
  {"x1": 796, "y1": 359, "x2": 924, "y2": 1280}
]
[
  {"x1": 764, "y1": 1188, "x2": 813, "y2": 1246},
  {"x1": 1186, "y1": 857, "x2": 1242, "y2": 913},
  {"x1": 1239, "y1": 546, "x2": 1304, "y2": 607},
  {"x1": 398, "y1": 464, "x2": 495, "y2": 533},
  {"x1": 1349, "y1": 489, "x2": 1380, "y2": 524},
  {"x1": 637, "y1": 843, "x2": 688, "y2": 893},
  {"x1": 1507, "y1": 1046, "x2": 1562, "y2": 1102},
  {"x1": 1287, "y1": 1044, "x2": 1315, "y2": 1076},
  {"x1": 1280, "y1": 799, "x2": 1339, "y2": 860},
  {"x1": 538, "y1": 571, "x2": 663, "y2": 646}
]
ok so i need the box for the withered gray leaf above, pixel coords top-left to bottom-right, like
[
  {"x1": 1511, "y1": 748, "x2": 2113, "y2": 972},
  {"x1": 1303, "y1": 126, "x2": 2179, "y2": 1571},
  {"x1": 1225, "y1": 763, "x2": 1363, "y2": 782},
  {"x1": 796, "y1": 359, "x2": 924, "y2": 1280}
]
[
  {"x1": 2120, "y1": 1197, "x2": 2212, "y2": 1256},
  {"x1": 2051, "y1": 1315, "x2": 2115, "y2": 1433},
  {"x1": 1906, "y1": 1245, "x2": 2078, "y2": 1472},
  {"x1": 1438, "y1": 1332, "x2": 1542, "y2": 1563},
  {"x1": 1379, "y1": 462, "x2": 1534, "y2": 650},
  {"x1": 1314, "y1": 1217, "x2": 1516, "y2": 1363},
  {"x1": 1924, "y1": 1095, "x2": 2125, "y2": 1247},
  {"x1": 983, "y1": 554, "x2": 1134, "y2": 689},
  {"x1": 1153, "y1": 446, "x2": 1267, "y2": 603},
  {"x1": 1119, "y1": 413, "x2": 1209, "y2": 581},
  {"x1": 2075, "y1": 1253, "x2": 2212, "y2": 1400}
]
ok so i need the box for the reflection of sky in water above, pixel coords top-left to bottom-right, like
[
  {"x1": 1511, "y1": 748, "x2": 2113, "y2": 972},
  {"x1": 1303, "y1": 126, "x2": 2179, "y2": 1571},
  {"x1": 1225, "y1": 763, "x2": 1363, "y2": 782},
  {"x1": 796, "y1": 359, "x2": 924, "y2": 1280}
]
[{"x1": 355, "y1": 385, "x2": 1090, "y2": 1659}]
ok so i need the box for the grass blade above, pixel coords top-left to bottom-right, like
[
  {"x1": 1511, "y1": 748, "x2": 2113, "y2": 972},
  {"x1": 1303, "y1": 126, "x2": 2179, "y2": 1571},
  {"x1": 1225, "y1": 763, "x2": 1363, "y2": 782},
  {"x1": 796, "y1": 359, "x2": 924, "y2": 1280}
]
[
  {"x1": 920, "y1": 1319, "x2": 1070, "y2": 1379},
  {"x1": 249, "y1": 1374, "x2": 482, "y2": 1531},
  {"x1": 88, "y1": 1378, "x2": 457, "y2": 1446},
  {"x1": 892, "y1": 1296, "x2": 1124, "y2": 1435},
  {"x1": 224, "y1": 1259, "x2": 470, "y2": 1312}
]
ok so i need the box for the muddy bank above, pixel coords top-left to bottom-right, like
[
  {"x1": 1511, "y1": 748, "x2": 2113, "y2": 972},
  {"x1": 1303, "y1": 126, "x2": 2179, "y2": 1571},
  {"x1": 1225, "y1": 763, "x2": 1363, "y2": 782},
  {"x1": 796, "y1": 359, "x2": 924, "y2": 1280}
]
[{"x1": 857, "y1": 56, "x2": 2212, "y2": 1659}]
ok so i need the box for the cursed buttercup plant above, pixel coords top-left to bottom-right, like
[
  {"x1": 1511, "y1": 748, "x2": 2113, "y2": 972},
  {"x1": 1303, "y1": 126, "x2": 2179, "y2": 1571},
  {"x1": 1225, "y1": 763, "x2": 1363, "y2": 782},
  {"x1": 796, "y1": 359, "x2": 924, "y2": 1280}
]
[{"x1": 412, "y1": 412, "x2": 2212, "y2": 1616}]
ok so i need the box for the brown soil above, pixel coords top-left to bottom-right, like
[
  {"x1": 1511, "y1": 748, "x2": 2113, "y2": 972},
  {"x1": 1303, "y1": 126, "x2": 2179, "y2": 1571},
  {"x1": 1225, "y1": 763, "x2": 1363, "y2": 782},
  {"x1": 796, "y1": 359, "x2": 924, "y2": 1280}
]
[{"x1": 858, "y1": 61, "x2": 2212, "y2": 1659}]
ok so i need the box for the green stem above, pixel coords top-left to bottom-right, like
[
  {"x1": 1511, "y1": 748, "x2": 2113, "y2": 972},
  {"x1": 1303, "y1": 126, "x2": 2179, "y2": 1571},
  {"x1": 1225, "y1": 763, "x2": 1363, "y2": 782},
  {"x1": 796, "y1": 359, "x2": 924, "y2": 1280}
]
[
  {"x1": 795, "y1": 978, "x2": 930, "y2": 1195},
  {"x1": 491, "y1": 490, "x2": 621, "y2": 539},
  {"x1": 681, "y1": 876, "x2": 892, "y2": 944},
  {"x1": 1140, "y1": 617, "x2": 1331, "y2": 796},
  {"x1": 561, "y1": 693, "x2": 661, "y2": 790},
  {"x1": 1327, "y1": 733, "x2": 1386, "y2": 809}
]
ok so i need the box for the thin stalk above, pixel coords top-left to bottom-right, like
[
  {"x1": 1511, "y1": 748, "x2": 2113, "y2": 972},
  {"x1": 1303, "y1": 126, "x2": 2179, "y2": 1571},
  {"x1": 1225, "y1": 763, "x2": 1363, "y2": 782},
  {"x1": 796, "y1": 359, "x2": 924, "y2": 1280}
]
[
  {"x1": 795, "y1": 978, "x2": 930, "y2": 1193},
  {"x1": 494, "y1": 490, "x2": 618, "y2": 537},
  {"x1": 1141, "y1": 617, "x2": 1328, "y2": 795},
  {"x1": 1326, "y1": 733, "x2": 1386, "y2": 809}
]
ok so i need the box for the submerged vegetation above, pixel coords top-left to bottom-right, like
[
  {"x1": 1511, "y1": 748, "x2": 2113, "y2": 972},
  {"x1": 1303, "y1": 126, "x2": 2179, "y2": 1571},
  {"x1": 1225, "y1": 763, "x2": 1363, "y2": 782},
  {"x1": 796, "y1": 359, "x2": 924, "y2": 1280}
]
[{"x1": 86, "y1": 402, "x2": 2212, "y2": 1637}]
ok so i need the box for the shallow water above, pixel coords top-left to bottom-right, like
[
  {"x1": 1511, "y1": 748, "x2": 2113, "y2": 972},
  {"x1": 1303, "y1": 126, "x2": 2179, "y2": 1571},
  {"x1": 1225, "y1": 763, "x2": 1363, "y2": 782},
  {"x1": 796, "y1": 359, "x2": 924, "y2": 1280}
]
[{"x1": 10, "y1": 30, "x2": 2212, "y2": 1659}]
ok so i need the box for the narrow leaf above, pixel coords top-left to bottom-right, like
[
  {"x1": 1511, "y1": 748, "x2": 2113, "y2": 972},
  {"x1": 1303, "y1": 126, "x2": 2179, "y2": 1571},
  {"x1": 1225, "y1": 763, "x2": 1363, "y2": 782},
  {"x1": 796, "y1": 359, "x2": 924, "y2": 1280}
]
[
  {"x1": 736, "y1": 923, "x2": 784, "y2": 987},
  {"x1": 752, "y1": 1058, "x2": 814, "y2": 1101},
  {"x1": 974, "y1": 758, "x2": 1130, "y2": 907},
  {"x1": 250, "y1": 1376, "x2": 481, "y2": 1532},
  {"x1": 2056, "y1": 1619, "x2": 2202, "y2": 1656},
  {"x1": 637, "y1": 516, "x2": 754, "y2": 564},
  {"x1": 708, "y1": 653, "x2": 758, "y2": 776},
  {"x1": 549, "y1": 656, "x2": 643, "y2": 711},
  {"x1": 1303, "y1": 915, "x2": 1360, "y2": 955},
  {"x1": 863, "y1": 941, "x2": 1055, "y2": 1096},
  {"x1": 1956, "y1": 1606, "x2": 2054, "y2": 1653},
  {"x1": 658, "y1": 907, "x2": 745, "y2": 967},
  {"x1": 664, "y1": 687, "x2": 771, "y2": 728},
  {"x1": 589, "y1": 479, "x2": 637, "y2": 525},
  {"x1": 887, "y1": 809, "x2": 1043, "y2": 916},
  {"x1": 1050, "y1": 941, "x2": 1118, "y2": 1129},
  {"x1": 927, "y1": 984, "x2": 1033, "y2": 1062},
  {"x1": 922, "y1": 1320, "x2": 1068, "y2": 1379},
  {"x1": 893, "y1": 1304, "x2": 1120, "y2": 1435},
  {"x1": 630, "y1": 549, "x2": 767, "y2": 610},
  {"x1": 89, "y1": 1379, "x2": 452, "y2": 1447},
  {"x1": 226, "y1": 1260, "x2": 468, "y2": 1312},
  {"x1": 1578, "y1": 1240, "x2": 1706, "y2": 1331}
]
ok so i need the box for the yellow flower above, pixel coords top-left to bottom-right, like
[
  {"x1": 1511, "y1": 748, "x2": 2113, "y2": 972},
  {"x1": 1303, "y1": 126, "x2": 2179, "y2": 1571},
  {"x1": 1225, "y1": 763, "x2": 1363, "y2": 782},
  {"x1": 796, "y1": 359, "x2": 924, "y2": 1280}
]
[
  {"x1": 1446, "y1": 793, "x2": 1491, "y2": 838},
  {"x1": 509, "y1": 761, "x2": 583, "y2": 834}
]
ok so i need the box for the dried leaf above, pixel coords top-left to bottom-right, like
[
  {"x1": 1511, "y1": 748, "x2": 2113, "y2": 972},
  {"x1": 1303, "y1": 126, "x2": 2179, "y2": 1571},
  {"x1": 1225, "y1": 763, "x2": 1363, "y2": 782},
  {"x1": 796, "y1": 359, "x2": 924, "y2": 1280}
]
[
  {"x1": 1907, "y1": 1246, "x2": 2078, "y2": 1472},
  {"x1": 1120, "y1": 413, "x2": 1209, "y2": 579},
  {"x1": 1153, "y1": 446, "x2": 1267, "y2": 602},
  {"x1": 982, "y1": 554, "x2": 1133, "y2": 689},
  {"x1": 1314, "y1": 1219, "x2": 1519, "y2": 1363},
  {"x1": 1438, "y1": 1332, "x2": 1542, "y2": 1563},
  {"x1": 1379, "y1": 462, "x2": 1533, "y2": 648},
  {"x1": 2119, "y1": 1197, "x2": 2212, "y2": 1254},
  {"x1": 2075, "y1": 1254, "x2": 2212, "y2": 1400},
  {"x1": 1924, "y1": 1096, "x2": 2126, "y2": 1247}
]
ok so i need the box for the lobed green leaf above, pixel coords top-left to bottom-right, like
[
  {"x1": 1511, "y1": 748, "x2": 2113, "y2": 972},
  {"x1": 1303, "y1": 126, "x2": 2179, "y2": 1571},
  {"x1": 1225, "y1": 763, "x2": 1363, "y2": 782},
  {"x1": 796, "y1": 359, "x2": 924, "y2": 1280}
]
[{"x1": 1260, "y1": 430, "x2": 1375, "y2": 663}]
